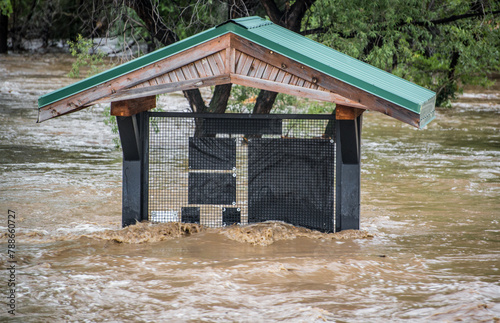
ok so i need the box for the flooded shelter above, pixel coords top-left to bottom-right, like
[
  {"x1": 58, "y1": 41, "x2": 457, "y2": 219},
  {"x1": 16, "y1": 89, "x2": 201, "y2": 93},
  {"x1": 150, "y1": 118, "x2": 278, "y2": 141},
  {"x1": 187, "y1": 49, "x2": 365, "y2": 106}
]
[{"x1": 37, "y1": 16, "x2": 436, "y2": 232}]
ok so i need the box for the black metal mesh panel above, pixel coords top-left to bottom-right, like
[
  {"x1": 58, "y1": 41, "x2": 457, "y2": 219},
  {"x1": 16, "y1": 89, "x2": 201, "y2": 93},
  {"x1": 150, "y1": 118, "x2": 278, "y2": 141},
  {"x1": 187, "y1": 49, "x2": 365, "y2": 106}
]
[
  {"x1": 222, "y1": 207, "x2": 241, "y2": 225},
  {"x1": 189, "y1": 137, "x2": 236, "y2": 170},
  {"x1": 188, "y1": 173, "x2": 236, "y2": 205},
  {"x1": 203, "y1": 118, "x2": 282, "y2": 135},
  {"x1": 147, "y1": 113, "x2": 336, "y2": 232},
  {"x1": 181, "y1": 207, "x2": 200, "y2": 224},
  {"x1": 248, "y1": 139, "x2": 335, "y2": 232}
]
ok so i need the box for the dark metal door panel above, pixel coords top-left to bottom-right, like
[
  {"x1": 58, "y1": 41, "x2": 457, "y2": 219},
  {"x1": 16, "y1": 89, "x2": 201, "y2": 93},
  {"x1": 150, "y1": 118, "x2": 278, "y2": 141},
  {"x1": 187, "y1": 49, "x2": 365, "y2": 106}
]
[{"x1": 248, "y1": 138, "x2": 335, "y2": 232}]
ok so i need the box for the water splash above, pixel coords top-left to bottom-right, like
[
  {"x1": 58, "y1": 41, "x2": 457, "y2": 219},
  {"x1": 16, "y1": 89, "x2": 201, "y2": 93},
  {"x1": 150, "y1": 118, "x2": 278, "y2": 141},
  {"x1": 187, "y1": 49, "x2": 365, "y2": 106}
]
[
  {"x1": 221, "y1": 221, "x2": 373, "y2": 246},
  {"x1": 90, "y1": 222, "x2": 203, "y2": 243}
]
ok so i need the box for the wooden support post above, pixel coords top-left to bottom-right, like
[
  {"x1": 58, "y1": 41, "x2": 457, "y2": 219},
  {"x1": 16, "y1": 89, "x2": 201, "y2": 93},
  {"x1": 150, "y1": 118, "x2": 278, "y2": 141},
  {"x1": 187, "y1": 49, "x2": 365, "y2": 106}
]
[
  {"x1": 116, "y1": 108, "x2": 149, "y2": 227},
  {"x1": 111, "y1": 96, "x2": 156, "y2": 117},
  {"x1": 335, "y1": 105, "x2": 365, "y2": 120},
  {"x1": 335, "y1": 105, "x2": 363, "y2": 231}
]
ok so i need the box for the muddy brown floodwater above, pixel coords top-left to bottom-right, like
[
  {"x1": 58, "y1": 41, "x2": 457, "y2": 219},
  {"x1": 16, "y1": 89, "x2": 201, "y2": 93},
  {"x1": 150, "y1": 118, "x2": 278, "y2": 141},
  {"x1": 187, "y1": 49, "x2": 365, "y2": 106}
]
[{"x1": 0, "y1": 53, "x2": 499, "y2": 322}]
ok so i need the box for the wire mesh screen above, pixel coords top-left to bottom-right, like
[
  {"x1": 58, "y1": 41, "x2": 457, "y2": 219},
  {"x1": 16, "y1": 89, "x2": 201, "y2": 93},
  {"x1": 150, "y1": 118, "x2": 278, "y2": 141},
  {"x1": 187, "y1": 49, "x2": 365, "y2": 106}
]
[{"x1": 147, "y1": 113, "x2": 336, "y2": 232}]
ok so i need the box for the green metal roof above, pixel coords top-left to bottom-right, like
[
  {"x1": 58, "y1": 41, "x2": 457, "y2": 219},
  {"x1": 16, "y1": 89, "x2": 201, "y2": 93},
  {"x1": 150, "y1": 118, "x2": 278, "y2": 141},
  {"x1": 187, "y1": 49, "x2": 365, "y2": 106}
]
[
  {"x1": 38, "y1": 25, "x2": 229, "y2": 108},
  {"x1": 39, "y1": 16, "x2": 436, "y2": 127}
]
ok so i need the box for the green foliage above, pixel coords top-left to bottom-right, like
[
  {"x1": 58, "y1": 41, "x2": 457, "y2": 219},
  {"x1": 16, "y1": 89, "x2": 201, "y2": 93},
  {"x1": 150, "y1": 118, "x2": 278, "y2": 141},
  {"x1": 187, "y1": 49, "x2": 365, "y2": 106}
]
[
  {"x1": 227, "y1": 85, "x2": 301, "y2": 114},
  {"x1": 305, "y1": 0, "x2": 500, "y2": 107},
  {"x1": 67, "y1": 34, "x2": 120, "y2": 147},
  {"x1": 102, "y1": 104, "x2": 164, "y2": 150},
  {"x1": 304, "y1": 100, "x2": 335, "y2": 114},
  {"x1": 156, "y1": 0, "x2": 265, "y2": 41},
  {"x1": 67, "y1": 35, "x2": 106, "y2": 78},
  {"x1": 0, "y1": 0, "x2": 12, "y2": 16},
  {"x1": 102, "y1": 106, "x2": 121, "y2": 149},
  {"x1": 106, "y1": 6, "x2": 151, "y2": 57},
  {"x1": 7, "y1": 0, "x2": 86, "y2": 48},
  {"x1": 274, "y1": 93, "x2": 297, "y2": 113},
  {"x1": 226, "y1": 85, "x2": 260, "y2": 113}
]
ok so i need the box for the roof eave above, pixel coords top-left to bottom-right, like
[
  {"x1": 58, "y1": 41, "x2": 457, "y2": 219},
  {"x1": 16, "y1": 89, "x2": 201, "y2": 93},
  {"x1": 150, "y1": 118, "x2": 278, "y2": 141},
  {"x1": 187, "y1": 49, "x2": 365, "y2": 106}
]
[
  {"x1": 225, "y1": 19, "x2": 437, "y2": 116},
  {"x1": 38, "y1": 25, "x2": 233, "y2": 109}
]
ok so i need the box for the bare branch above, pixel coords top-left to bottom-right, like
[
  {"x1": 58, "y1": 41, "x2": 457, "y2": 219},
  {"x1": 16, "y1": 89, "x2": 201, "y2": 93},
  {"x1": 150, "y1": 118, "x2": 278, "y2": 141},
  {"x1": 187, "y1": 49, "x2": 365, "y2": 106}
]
[
  {"x1": 409, "y1": 10, "x2": 500, "y2": 27},
  {"x1": 259, "y1": 0, "x2": 282, "y2": 25}
]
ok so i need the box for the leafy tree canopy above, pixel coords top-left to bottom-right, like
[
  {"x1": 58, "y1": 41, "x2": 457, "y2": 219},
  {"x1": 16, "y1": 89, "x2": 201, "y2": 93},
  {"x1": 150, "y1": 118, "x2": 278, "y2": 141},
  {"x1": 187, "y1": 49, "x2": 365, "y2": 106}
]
[
  {"x1": 303, "y1": 0, "x2": 500, "y2": 106},
  {"x1": 0, "y1": 0, "x2": 13, "y2": 16},
  {"x1": 4, "y1": 0, "x2": 500, "y2": 107}
]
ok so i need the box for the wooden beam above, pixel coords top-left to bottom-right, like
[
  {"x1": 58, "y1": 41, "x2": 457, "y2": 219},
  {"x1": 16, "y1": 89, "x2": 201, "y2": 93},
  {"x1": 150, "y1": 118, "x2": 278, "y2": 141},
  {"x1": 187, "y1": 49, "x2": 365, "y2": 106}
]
[
  {"x1": 89, "y1": 75, "x2": 231, "y2": 105},
  {"x1": 335, "y1": 105, "x2": 365, "y2": 120},
  {"x1": 38, "y1": 34, "x2": 231, "y2": 122},
  {"x1": 231, "y1": 74, "x2": 367, "y2": 109},
  {"x1": 111, "y1": 96, "x2": 156, "y2": 117}
]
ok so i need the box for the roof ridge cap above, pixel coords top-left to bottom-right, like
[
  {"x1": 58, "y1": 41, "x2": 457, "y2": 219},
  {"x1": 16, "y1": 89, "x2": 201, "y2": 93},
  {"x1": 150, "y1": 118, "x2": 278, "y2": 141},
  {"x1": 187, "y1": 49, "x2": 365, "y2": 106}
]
[{"x1": 217, "y1": 16, "x2": 272, "y2": 30}]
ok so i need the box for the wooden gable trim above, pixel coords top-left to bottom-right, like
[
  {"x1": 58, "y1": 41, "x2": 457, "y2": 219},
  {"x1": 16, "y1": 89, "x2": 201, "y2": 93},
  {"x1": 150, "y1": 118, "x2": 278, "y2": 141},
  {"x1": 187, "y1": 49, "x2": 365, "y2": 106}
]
[
  {"x1": 231, "y1": 74, "x2": 366, "y2": 109},
  {"x1": 38, "y1": 34, "x2": 232, "y2": 122},
  {"x1": 89, "y1": 74, "x2": 231, "y2": 104},
  {"x1": 230, "y1": 34, "x2": 420, "y2": 127}
]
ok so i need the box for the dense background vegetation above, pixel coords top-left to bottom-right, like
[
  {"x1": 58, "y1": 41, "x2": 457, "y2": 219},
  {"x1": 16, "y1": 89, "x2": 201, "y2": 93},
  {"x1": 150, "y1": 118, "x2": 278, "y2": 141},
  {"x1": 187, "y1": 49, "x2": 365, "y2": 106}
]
[{"x1": 1, "y1": 0, "x2": 499, "y2": 108}]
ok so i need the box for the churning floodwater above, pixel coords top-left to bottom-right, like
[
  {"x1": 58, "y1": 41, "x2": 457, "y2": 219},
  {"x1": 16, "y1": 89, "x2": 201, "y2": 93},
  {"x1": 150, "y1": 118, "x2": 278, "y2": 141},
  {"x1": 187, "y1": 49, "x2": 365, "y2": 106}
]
[{"x1": 0, "y1": 53, "x2": 499, "y2": 322}]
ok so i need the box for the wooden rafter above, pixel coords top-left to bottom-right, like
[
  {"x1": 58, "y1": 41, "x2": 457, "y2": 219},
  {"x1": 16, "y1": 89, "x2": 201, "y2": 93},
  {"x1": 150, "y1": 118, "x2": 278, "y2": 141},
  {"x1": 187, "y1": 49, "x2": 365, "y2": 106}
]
[
  {"x1": 89, "y1": 75, "x2": 231, "y2": 104},
  {"x1": 37, "y1": 34, "x2": 231, "y2": 122},
  {"x1": 231, "y1": 74, "x2": 365, "y2": 109}
]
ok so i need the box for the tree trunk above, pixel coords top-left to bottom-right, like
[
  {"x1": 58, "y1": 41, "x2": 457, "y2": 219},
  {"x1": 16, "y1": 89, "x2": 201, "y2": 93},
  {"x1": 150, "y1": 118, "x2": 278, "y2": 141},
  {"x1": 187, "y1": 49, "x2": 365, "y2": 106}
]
[
  {"x1": 183, "y1": 89, "x2": 206, "y2": 113},
  {"x1": 126, "y1": 0, "x2": 232, "y2": 116},
  {"x1": 129, "y1": 0, "x2": 315, "y2": 117},
  {"x1": 227, "y1": 0, "x2": 249, "y2": 20},
  {"x1": 252, "y1": 90, "x2": 278, "y2": 114},
  {"x1": 126, "y1": 0, "x2": 177, "y2": 46},
  {"x1": 0, "y1": 14, "x2": 8, "y2": 54},
  {"x1": 253, "y1": 0, "x2": 316, "y2": 113},
  {"x1": 436, "y1": 50, "x2": 460, "y2": 106},
  {"x1": 208, "y1": 84, "x2": 233, "y2": 113}
]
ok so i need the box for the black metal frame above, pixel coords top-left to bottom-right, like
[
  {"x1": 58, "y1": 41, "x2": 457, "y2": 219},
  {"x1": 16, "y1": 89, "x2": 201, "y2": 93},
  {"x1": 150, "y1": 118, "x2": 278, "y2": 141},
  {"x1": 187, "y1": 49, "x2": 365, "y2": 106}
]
[
  {"x1": 335, "y1": 116, "x2": 362, "y2": 231},
  {"x1": 116, "y1": 112, "x2": 149, "y2": 226},
  {"x1": 117, "y1": 112, "x2": 361, "y2": 232}
]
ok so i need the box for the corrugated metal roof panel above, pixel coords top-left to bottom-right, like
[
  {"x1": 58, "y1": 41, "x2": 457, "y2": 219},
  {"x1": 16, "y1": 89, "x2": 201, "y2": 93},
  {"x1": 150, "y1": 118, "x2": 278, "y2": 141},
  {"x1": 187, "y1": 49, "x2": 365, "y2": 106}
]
[{"x1": 224, "y1": 16, "x2": 273, "y2": 29}]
